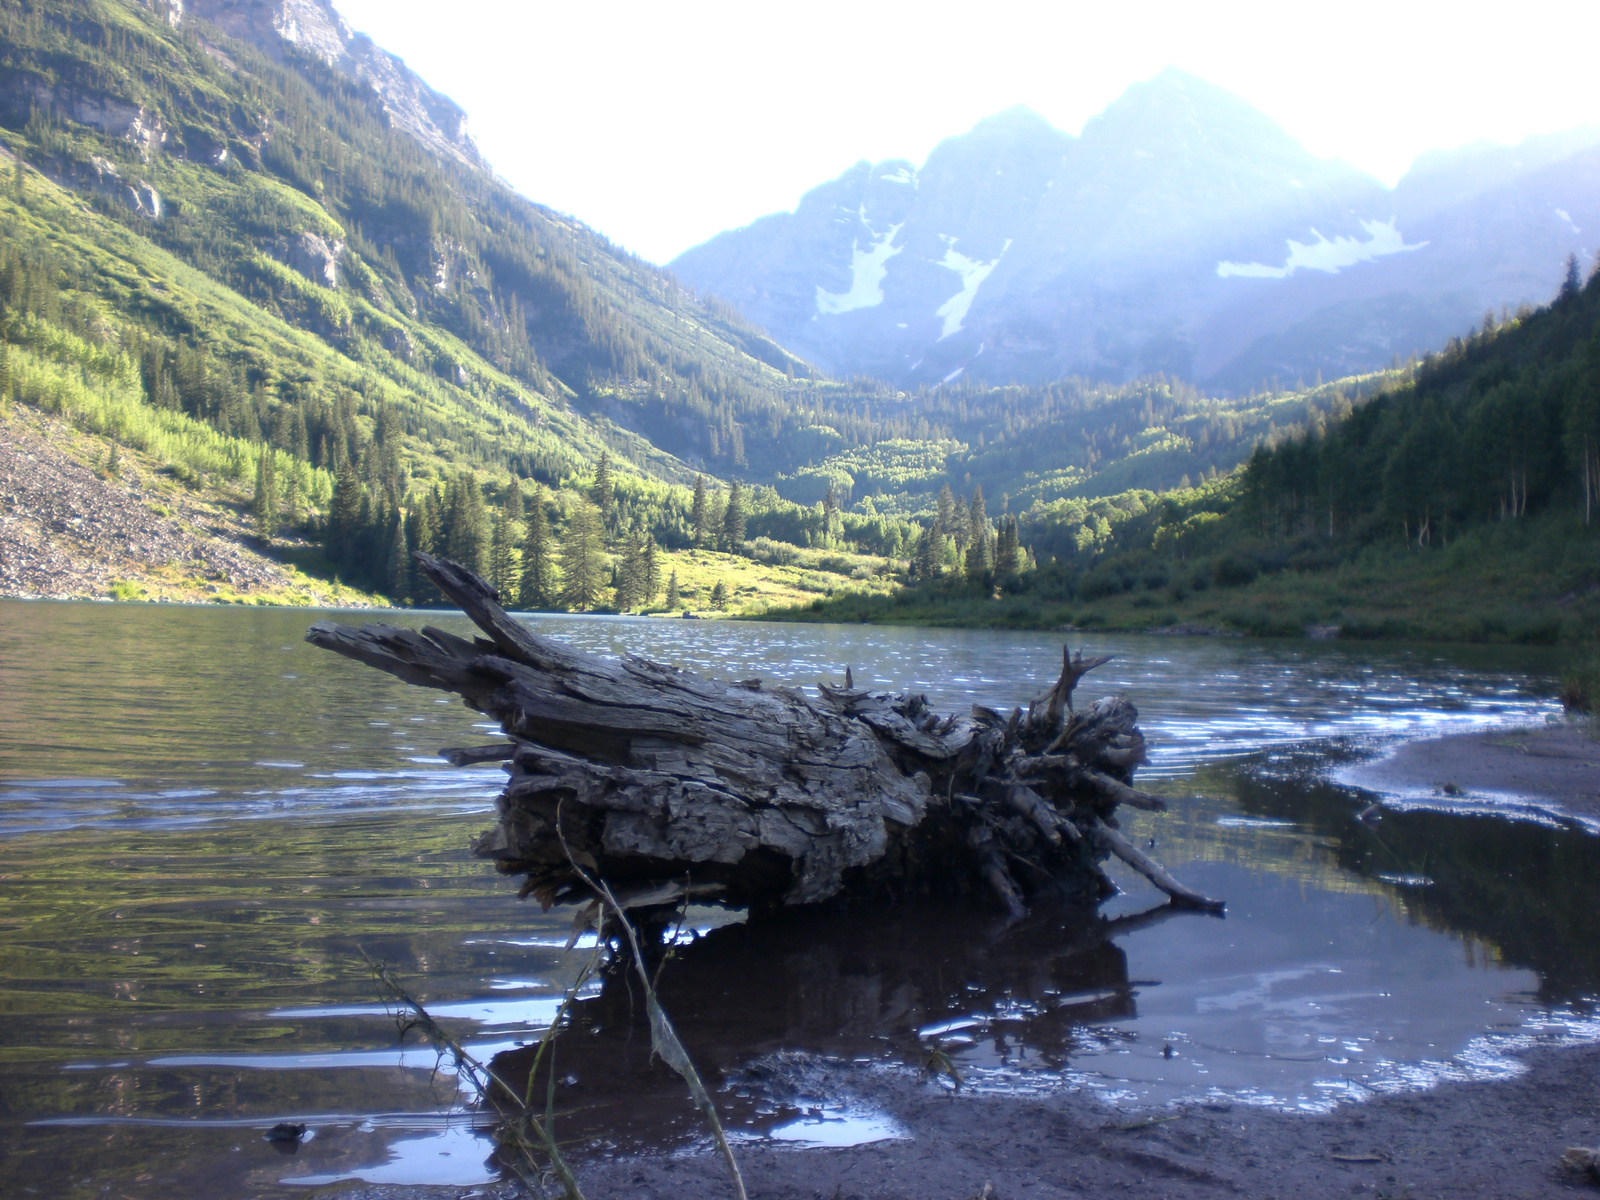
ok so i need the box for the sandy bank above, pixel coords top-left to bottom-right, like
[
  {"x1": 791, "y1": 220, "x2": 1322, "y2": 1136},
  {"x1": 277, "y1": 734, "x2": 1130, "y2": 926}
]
[{"x1": 1338, "y1": 722, "x2": 1600, "y2": 827}]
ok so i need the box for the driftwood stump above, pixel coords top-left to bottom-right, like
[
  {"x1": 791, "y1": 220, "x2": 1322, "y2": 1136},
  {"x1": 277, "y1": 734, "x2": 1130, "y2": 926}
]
[{"x1": 307, "y1": 554, "x2": 1222, "y2": 917}]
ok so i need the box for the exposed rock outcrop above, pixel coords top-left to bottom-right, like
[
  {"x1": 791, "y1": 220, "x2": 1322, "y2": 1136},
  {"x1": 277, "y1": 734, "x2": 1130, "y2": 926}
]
[
  {"x1": 80, "y1": 156, "x2": 163, "y2": 220},
  {"x1": 178, "y1": 0, "x2": 485, "y2": 172},
  {"x1": 30, "y1": 153, "x2": 164, "y2": 221},
  {"x1": 176, "y1": 126, "x2": 230, "y2": 168},
  {"x1": 135, "y1": 0, "x2": 186, "y2": 29},
  {"x1": 286, "y1": 231, "x2": 344, "y2": 288},
  {"x1": 0, "y1": 78, "x2": 168, "y2": 157}
]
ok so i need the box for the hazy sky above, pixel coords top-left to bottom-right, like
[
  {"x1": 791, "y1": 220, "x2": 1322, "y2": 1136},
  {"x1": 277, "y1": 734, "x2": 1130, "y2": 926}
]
[{"x1": 331, "y1": 0, "x2": 1600, "y2": 266}]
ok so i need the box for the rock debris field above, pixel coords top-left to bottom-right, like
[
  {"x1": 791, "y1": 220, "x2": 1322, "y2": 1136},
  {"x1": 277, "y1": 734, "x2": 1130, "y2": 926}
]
[{"x1": 0, "y1": 406, "x2": 349, "y2": 604}]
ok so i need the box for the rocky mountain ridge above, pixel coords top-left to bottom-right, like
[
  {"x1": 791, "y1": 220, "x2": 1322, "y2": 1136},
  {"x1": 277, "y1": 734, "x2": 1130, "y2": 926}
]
[
  {"x1": 142, "y1": 0, "x2": 483, "y2": 170},
  {"x1": 672, "y1": 70, "x2": 1600, "y2": 392}
]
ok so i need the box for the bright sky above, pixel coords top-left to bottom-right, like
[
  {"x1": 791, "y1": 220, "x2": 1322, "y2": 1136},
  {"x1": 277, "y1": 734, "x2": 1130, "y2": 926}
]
[{"x1": 332, "y1": 0, "x2": 1600, "y2": 266}]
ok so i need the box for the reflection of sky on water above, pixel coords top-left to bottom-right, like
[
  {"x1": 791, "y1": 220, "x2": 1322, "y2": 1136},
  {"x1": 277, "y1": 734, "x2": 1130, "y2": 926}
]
[
  {"x1": 946, "y1": 856, "x2": 1558, "y2": 1112},
  {"x1": 0, "y1": 600, "x2": 1587, "y2": 1196},
  {"x1": 289, "y1": 1124, "x2": 497, "y2": 1187}
]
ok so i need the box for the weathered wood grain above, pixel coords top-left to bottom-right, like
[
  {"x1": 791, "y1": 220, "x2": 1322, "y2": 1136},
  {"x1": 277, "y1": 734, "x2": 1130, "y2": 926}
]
[{"x1": 307, "y1": 553, "x2": 1224, "y2": 915}]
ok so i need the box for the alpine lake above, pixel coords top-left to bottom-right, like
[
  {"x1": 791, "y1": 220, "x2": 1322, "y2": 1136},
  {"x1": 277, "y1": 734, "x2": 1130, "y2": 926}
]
[{"x1": 1, "y1": 600, "x2": 1596, "y2": 1197}]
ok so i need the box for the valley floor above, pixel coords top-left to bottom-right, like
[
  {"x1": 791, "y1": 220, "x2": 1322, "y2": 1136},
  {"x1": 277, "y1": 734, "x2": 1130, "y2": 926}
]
[
  {"x1": 0, "y1": 404, "x2": 375, "y2": 606},
  {"x1": 770, "y1": 518, "x2": 1600, "y2": 647}
]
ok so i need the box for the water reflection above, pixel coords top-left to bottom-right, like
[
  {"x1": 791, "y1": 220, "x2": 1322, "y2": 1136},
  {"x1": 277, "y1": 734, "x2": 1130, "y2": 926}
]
[
  {"x1": 488, "y1": 900, "x2": 1171, "y2": 1152},
  {"x1": 1203, "y1": 749, "x2": 1600, "y2": 1005},
  {"x1": 0, "y1": 599, "x2": 1589, "y2": 1197}
]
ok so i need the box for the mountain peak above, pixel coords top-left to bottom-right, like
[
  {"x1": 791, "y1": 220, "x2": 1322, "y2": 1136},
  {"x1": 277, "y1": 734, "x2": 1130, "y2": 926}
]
[
  {"x1": 967, "y1": 105, "x2": 1061, "y2": 137},
  {"x1": 1086, "y1": 67, "x2": 1301, "y2": 154}
]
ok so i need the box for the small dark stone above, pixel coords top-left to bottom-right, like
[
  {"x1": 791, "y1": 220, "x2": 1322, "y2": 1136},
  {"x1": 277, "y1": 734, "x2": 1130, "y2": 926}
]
[{"x1": 265, "y1": 1122, "x2": 306, "y2": 1143}]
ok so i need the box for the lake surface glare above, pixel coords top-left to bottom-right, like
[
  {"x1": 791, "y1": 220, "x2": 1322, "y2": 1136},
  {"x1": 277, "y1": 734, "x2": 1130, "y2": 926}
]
[{"x1": 2, "y1": 600, "x2": 1596, "y2": 1197}]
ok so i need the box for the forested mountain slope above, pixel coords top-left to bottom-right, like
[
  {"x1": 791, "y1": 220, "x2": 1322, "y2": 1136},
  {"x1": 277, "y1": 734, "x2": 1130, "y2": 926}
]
[
  {"x1": 0, "y1": 0, "x2": 828, "y2": 479},
  {"x1": 0, "y1": 0, "x2": 913, "y2": 604},
  {"x1": 789, "y1": 261, "x2": 1600, "y2": 643}
]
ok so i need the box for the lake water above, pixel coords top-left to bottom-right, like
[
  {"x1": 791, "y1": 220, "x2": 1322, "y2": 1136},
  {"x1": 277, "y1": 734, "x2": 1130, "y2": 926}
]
[{"x1": 1, "y1": 600, "x2": 1596, "y2": 1197}]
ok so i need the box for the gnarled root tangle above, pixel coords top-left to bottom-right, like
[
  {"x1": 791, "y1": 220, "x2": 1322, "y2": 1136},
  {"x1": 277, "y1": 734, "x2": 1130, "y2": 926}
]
[{"x1": 307, "y1": 553, "x2": 1223, "y2": 918}]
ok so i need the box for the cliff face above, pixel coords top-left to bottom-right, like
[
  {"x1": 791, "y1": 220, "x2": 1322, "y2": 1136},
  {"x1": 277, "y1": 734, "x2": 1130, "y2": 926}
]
[{"x1": 157, "y1": 0, "x2": 483, "y2": 171}]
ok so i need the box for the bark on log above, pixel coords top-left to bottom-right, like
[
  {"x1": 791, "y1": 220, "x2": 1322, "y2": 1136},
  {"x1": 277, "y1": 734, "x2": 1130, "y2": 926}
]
[{"x1": 306, "y1": 553, "x2": 1223, "y2": 915}]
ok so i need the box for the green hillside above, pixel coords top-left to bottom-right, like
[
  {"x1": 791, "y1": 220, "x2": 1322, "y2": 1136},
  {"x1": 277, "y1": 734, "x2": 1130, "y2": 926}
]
[{"x1": 788, "y1": 262, "x2": 1600, "y2": 643}]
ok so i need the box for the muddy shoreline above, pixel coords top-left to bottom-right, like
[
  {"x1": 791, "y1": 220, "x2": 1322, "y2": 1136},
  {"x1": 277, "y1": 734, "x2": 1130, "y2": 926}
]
[
  {"x1": 1340, "y1": 722, "x2": 1600, "y2": 826},
  {"x1": 325, "y1": 1039, "x2": 1600, "y2": 1199}
]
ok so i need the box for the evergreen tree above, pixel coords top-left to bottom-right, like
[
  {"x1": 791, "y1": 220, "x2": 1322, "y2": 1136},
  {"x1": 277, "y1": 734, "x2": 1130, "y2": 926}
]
[
  {"x1": 665, "y1": 568, "x2": 679, "y2": 609},
  {"x1": 503, "y1": 478, "x2": 524, "y2": 527},
  {"x1": 253, "y1": 449, "x2": 278, "y2": 539},
  {"x1": 404, "y1": 500, "x2": 432, "y2": 605},
  {"x1": 614, "y1": 530, "x2": 645, "y2": 610},
  {"x1": 443, "y1": 472, "x2": 488, "y2": 575},
  {"x1": 691, "y1": 475, "x2": 709, "y2": 547},
  {"x1": 383, "y1": 506, "x2": 409, "y2": 601},
  {"x1": 328, "y1": 459, "x2": 362, "y2": 563},
  {"x1": 710, "y1": 579, "x2": 728, "y2": 610},
  {"x1": 913, "y1": 525, "x2": 940, "y2": 581},
  {"x1": 290, "y1": 407, "x2": 310, "y2": 461},
  {"x1": 995, "y1": 516, "x2": 1020, "y2": 578},
  {"x1": 558, "y1": 499, "x2": 606, "y2": 611},
  {"x1": 965, "y1": 486, "x2": 990, "y2": 582},
  {"x1": 722, "y1": 479, "x2": 746, "y2": 551},
  {"x1": 489, "y1": 507, "x2": 517, "y2": 597},
  {"x1": 822, "y1": 482, "x2": 839, "y2": 547},
  {"x1": 935, "y1": 483, "x2": 958, "y2": 538},
  {"x1": 591, "y1": 451, "x2": 615, "y2": 530},
  {"x1": 0, "y1": 340, "x2": 11, "y2": 404},
  {"x1": 642, "y1": 534, "x2": 660, "y2": 606},
  {"x1": 1561, "y1": 253, "x2": 1582, "y2": 301},
  {"x1": 519, "y1": 484, "x2": 558, "y2": 609},
  {"x1": 354, "y1": 492, "x2": 379, "y2": 583}
]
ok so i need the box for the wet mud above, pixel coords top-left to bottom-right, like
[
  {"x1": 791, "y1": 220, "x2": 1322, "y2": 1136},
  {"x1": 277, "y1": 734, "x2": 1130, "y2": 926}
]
[{"x1": 1340, "y1": 722, "x2": 1600, "y2": 827}]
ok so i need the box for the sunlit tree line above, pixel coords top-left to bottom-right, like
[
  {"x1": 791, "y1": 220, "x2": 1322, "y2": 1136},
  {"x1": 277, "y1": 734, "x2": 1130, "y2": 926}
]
[{"x1": 1242, "y1": 256, "x2": 1600, "y2": 547}]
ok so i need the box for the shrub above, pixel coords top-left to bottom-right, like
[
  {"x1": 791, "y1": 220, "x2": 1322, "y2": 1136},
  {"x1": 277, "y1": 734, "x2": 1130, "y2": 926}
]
[
  {"x1": 1078, "y1": 564, "x2": 1127, "y2": 600},
  {"x1": 1561, "y1": 652, "x2": 1598, "y2": 713},
  {"x1": 815, "y1": 555, "x2": 856, "y2": 577},
  {"x1": 1213, "y1": 554, "x2": 1259, "y2": 587}
]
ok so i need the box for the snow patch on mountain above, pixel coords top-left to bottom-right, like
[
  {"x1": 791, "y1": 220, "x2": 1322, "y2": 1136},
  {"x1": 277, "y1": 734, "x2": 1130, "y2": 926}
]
[
  {"x1": 1556, "y1": 208, "x2": 1582, "y2": 234},
  {"x1": 816, "y1": 219, "x2": 905, "y2": 315},
  {"x1": 1218, "y1": 219, "x2": 1425, "y2": 279},
  {"x1": 935, "y1": 238, "x2": 1011, "y2": 339}
]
